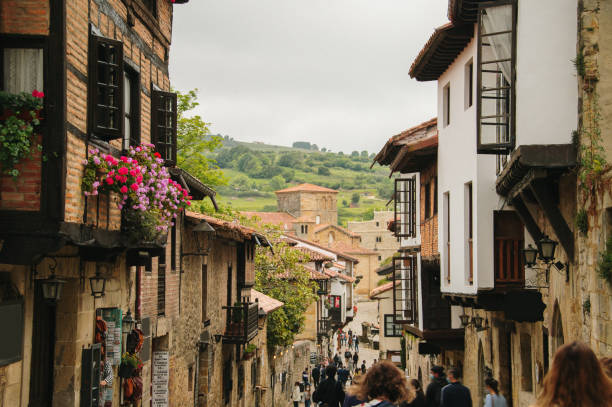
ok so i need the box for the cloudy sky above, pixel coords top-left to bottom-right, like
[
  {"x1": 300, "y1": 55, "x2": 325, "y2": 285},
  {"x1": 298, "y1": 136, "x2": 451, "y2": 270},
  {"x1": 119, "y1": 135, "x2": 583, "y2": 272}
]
[{"x1": 169, "y1": 0, "x2": 448, "y2": 153}]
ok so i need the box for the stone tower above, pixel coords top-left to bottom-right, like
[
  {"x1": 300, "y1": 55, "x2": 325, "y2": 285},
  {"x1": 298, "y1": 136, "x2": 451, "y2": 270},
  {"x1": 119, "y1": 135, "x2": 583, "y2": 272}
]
[{"x1": 275, "y1": 183, "x2": 338, "y2": 225}]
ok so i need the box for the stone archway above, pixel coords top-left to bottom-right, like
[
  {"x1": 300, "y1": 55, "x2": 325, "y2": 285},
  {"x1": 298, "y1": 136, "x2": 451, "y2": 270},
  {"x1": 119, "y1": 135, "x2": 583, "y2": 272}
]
[{"x1": 552, "y1": 301, "x2": 564, "y2": 354}]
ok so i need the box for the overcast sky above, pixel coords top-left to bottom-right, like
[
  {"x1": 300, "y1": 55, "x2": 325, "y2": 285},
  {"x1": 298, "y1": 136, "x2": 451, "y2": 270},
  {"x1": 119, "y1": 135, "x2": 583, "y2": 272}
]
[{"x1": 169, "y1": 0, "x2": 448, "y2": 153}]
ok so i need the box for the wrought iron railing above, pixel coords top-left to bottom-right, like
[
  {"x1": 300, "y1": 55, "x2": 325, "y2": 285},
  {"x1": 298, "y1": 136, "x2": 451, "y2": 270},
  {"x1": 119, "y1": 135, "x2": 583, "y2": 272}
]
[{"x1": 222, "y1": 302, "x2": 258, "y2": 344}]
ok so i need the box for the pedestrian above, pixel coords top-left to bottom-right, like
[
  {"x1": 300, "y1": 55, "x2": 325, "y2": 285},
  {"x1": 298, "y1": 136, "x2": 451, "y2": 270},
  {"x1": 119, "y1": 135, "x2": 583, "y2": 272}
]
[
  {"x1": 354, "y1": 335, "x2": 359, "y2": 352},
  {"x1": 312, "y1": 364, "x2": 321, "y2": 387},
  {"x1": 533, "y1": 341, "x2": 612, "y2": 407},
  {"x1": 348, "y1": 329, "x2": 353, "y2": 339},
  {"x1": 400, "y1": 379, "x2": 425, "y2": 407},
  {"x1": 100, "y1": 358, "x2": 113, "y2": 403},
  {"x1": 334, "y1": 353, "x2": 341, "y2": 366},
  {"x1": 425, "y1": 365, "x2": 446, "y2": 407},
  {"x1": 312, "y1": 365, "x2": 346, "y2": 407},
  {"x1": 345, "y1": 350, "x2": 352, "y2": 366},
  {"x1": 338, "y1": 332, "x2": 342, "y2": 350},
  {"x1": 338, "y1": 366, "x2": 350, "y2": 387},
  {"x1": 483, "y1": 378, "x2": 506, "y2": 407},
  {"x1": 352, "y1": 352, "x2": 359, "y2": 371},
  {"x1": 292, "y1": 381, "x2": 303, "y2": 407},
  {"x1": 348, "y1": 335, "x2": 353, "y2": 350},
  {"x1": 350, "y1": 360, "x2": 410, "y2": 406},
  {"x1": 343, "y1": 372, "x2": 366, "y2": 407},
  {"x1": 361, "y1": 361, "x2": 366, "y2": 374},
  {"x1": 304, "y1": 384, "x2": 312, "y2": 407},
  {"x1": 440, "y1": 367, "x2": 471, "y2": 407}
]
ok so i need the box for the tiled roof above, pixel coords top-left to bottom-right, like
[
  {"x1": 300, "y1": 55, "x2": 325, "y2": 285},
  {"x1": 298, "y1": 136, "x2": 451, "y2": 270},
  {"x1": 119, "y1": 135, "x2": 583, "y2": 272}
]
[
  {"x1": 369, "y1": 281, "x2": 397, "y2": 299},
  {"x1": 242, "y1": 211, "x2": 296, "y2": 230},
  {"x1": 372, "y1": 118, "x2": 438, "y2": 175},
  {"x1": 448, "y1": 0, "x2": 485, "y2": 25},
  {"x1": 328, "y1": 241, "x2": 378, "y2": 256},
  {"x1": 283, "y1": 235, "x2": 360, "y2": 263},
  {"x1": 409, "y1": 22, "x2": 473, "y2": 82},
  {"x1": 332, "y1": 262, "x2": 346, "y2": 270},
  {"x1": 275, "y1": 183, "x2": 339, "y2": 194},
  {"x1": 186, "y1": 211, "x2": 258, "y2": 240},
  {"x1": 295, "y1": 246, "x2": 334, "y2": 261},
  {"x1": 323, "y1": 269, "x2": 356, "y2": 283},
  {"x1": 252, "y1": 289, "x2": 284, "y2": 314},
  {"x1": 313, "y1": 224, "x2": 360, "y2": 238},
  {"x1": 303, "y1": 266, "x2": 331, "y2": 281}
]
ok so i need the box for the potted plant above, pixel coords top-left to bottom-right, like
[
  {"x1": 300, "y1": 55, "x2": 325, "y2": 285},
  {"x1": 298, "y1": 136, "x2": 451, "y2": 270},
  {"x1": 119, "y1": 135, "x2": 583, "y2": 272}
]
[
  {"x1": 0, "y1": 90, "x2": 44, "y2": 178},
  {"x1": 119, "y1": 352, "x2": 143, "y2": 378},
  {"x1": 243, "y1": 344, "x2": 256, "y2": 360}
]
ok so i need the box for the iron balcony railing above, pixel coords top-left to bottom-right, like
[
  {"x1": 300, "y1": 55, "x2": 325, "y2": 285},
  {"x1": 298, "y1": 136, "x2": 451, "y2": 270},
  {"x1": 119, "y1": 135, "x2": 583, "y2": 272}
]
[{"x1": 222, "y1": 302, "x2": 258, "y2": 344}]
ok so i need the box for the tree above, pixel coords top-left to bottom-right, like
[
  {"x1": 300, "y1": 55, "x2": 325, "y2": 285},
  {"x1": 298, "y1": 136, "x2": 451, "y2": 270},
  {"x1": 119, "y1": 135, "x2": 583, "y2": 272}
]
[
  {"x1": 351, "y1": 192, "x2": 360, "y2": 204},
  {"x1": 255, "y1": 242, "x2": 318, "y2": 350},
  {"x1": 176, "y1": 89, "x2": 226, "y2": 187},
  {"x1": 269, "y1": 175, "x2": 286, "y2": 191},
  {"x1": 321, "y1": 147, "x2": 327, "y2": 152},
  {"x1": 317, "y1": 166, "x2": 331, "y2": 176},
  {"x1": 360, "y1": 150, "x2": 369, "y2": 158},
  {"x1": 292, "y1": 141, "x2": 312, "y2": 150},
  {"x1": 351, "y1": 151, "x2": 359, "y2": 157}
]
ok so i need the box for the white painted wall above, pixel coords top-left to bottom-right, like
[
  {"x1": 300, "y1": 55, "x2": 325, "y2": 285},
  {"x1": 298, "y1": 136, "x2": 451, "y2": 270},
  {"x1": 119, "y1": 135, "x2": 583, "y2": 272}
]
[
  {"x1": 330, "y1": 278, "x2": 346, "y2": 323},
  {"x1": 515, "y1": 0, "x2": 577, "y2": 147},
  {"x1": 378, "y1": 293, "x2": 402, "y2": 354}
]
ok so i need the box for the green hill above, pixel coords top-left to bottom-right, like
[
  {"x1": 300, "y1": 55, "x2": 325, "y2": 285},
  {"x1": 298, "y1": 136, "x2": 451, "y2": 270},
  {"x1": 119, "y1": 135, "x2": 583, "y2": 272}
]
[{"x1": 212, "y1": 137, "x2": 394, "y2": 226}]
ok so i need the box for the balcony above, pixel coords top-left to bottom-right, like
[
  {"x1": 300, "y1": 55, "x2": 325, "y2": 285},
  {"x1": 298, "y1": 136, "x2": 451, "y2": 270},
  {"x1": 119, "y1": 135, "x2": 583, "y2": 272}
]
[
  {"x1": 317, "y1": 279, "x2": 330, "y2": 296},
  {"x1": 317, "y1": 317, "x2": 332, "y2": 338},
  {"x1": 494, "y1": 237, "x2": 524, "y2": 286},
  {"x1": 222, "y1": 302, "x2": 258, "y2": 344}
]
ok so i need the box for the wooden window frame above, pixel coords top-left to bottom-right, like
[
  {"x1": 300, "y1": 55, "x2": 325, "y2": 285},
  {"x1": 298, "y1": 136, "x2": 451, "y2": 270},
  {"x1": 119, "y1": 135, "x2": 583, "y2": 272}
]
[
  {"x1": 443, "y1": 83, "x2": 450, "y2": 127},
  {"x1": 89, "y1": 33, "x2": 124, "y2": 141},
  {"x1": 122, "y1": 64, "x2": 140, "y2": 150},
  {"x1": 394, "y1": 177, "x2": 417, "y2": 238},
  {"x1": 465, "y1": 59, "x2": 474, "y2": 109},
  {"x1": 392, "y1": 255, "x2": 418, "y2": 324},
  {"x1": 383, "y1": 314, "x2": 403, "y2": 337},
  {"x1": 151, "y1": 89, "x2": 177, "y2": 164},
  {"x1": 476, "y1": 0, "x2": 517, "y2": 154},
  {"x1": 424, "y1": 181, "x2": 431, "y2": 220}
]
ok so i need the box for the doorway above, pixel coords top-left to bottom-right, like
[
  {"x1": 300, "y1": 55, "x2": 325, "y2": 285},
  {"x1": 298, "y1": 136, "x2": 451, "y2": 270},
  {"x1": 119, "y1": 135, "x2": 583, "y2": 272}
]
[{"x1": 29, "y1": 282, "x2": 57, "y2": 407}]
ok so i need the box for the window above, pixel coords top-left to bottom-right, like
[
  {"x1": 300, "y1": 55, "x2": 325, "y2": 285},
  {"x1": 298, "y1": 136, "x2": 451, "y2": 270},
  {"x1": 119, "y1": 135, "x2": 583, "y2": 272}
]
[
  {"x1": 443, "y1": 83, "x2": 450, "y2": 127},
  {"x1": 188, "y1": 365, "x2": 193, "y2": 391},
  {"x1": 424, "y1": 182, "x2": 431, "y2": 220},
  {"x1": 316, "y1": 215, "x2": 321, "y2": 224},
  {"x1": 171, "y1": 224, "x2": 177, "y2": 271},
  {"x1": 376, "y1": 236, "x2": 382, "y2": 243},
  {"x1": 376, "y1": 222, "x2": 380, "y2": 227},
  {"x1": 157, "y1": 252, "x2": 166, "y2": 316},
  {"x1": 394, "y1": 177, "x2": 417, "y2": 238},
  {"x1": 122, "y1": 66, "x2": 140, "y2": 150},
  {"x1": 238, "y1": 365, "x2": 244, "y2": 399},
  {"x1": 392, "y1": 255, "x2": 417, "y2": 324},
  {"x1": 1, "y1": 48, "x2": 44, "y2": 93},
  {"x1": 151, "y1": 89, "x2": 177, "y2": 164},
  {"x1": 466, "y1": 183, "x2": 473, "y2": 283},
  {"x1": 378, "y1": 256, "x2": 382, "y2": 261},
  {"x1": 300, "y1": 225, "x2": 308, "y2": 234},
  {"x1": 384, "y1": 314, "x2": 403, "y2": 337},
  {"x1": 141, "y1": 0, "x2": 157, "y2": 18},
  {"x1": 433, "y1": 178, "x2": 438, "y2": 215},
  {"x1": 444, "y1": 192, "x2": 450, "y2": 282},
  {"x1": 477, "y1": 1, "x2": 516, "y2": 154},
  {"x1": 89, "y1": 34, "x2": 124, "y2": 140},
  {"x1": 465, "y1": 59, "x2": 473, "y2": 109}
]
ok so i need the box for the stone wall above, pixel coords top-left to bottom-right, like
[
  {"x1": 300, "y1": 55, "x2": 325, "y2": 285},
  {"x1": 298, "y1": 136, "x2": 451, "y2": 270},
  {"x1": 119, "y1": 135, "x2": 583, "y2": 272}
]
[
  {"x1": 347, "y1": 211, "x2": 400, "y2": 262},
  {"x1": 277, "y1": 191, "x2": 338, "y2": 225},
  {"x1": 353, "y1": 253, "x2": 380, "y2": 297}
]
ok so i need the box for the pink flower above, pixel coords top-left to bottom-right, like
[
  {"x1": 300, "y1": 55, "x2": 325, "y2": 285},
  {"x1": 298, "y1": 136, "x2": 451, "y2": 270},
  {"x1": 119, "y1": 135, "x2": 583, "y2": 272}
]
[
  {"x1": 136, "y1": 175, "x2": 143, "y2": 183},
  {"x1": 120, "y1": 156, "x2": 129, "y2": 163},
  {"x1": 186, "y1": 201, "x2": 191, "y2": 206},
  {"x1": 118, "y1": 167, "x2": 129, "y2": 175},
  {"x1": 106, "y1": 177, "x2": 114, "y2": 185},
  {"x1": 32, "y1": 89, "x2": 44, "y2": 98},
  {"x1": 120, "y1": 186, "x2": 128, "y2": 194},
  {"x1": 130, "y1": 183, "x2": 139, "y2": 191}
]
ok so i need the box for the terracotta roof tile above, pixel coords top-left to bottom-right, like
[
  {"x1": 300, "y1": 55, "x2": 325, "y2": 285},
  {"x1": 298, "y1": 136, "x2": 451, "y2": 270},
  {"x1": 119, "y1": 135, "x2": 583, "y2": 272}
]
[
  {"x1": 186, "y1": 211, "x2": 258, "y2": 240},
  {"x1": 275, "y1": 183, "x2": 338, "y2": 194},
  {"x1": 313, "y1": 224, "x2": 360, "y2": 238},
  {"x1": 252, "y1": 289, "x2": 284, "y2": 314},
  {"x1": 242, "y1": 211, "x2": 296, "y2": 230},
  {"x1": 369, "y1": 281, "x2": 398, "y2": 299},
  {"x1": 282, "y1": 235, "x2": 360, "y2": 263},
  {"x1": 303, "y1": 266, "x2": 331, "y2": 280},
  {"x1": 295, "y1": 246, "x2": 334, "y2": 261},
  {"x1": 323, "y1": 269, "x2": 356, "y2": 283}
]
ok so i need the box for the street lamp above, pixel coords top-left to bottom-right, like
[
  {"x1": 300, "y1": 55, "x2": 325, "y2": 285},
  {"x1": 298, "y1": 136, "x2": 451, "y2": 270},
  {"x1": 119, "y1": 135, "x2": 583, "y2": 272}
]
[
  {"x1": 122, "y1": 309, "x2": 135, "y2": 332},
  {"x1": 538, "y1": 235, "x2": 558, "y2": 263},
  {"x1": 89, "y1": 271, "x2": 106, "y2": 298},
  {"x1": 522, "y1": 244, "x2": 538, "y2": 267},
  {"x1": 459, "y1": 313, "x2": 470, "y2": 328},
  {"x1": 41, "y1": 258, "x2": 66, "y2": 302}
]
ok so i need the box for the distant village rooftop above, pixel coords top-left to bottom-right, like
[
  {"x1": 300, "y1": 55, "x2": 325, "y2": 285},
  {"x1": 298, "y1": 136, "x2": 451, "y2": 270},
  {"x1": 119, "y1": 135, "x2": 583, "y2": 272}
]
[{"x1": 274, "y1": 183, "x2": 339, "y2": 194}]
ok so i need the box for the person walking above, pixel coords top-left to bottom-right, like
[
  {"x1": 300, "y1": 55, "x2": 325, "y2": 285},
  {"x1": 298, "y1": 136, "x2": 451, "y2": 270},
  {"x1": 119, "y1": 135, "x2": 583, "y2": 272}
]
[
  {"x1": 354, "y1": 335, "x2": 359, "y2": 352},
  {"x1": 304, "y1": 384, "x2": 312, "y2": 407},
  {"x1": 344, "y1": 350, "x2": 352, "y2": 367},
  {"x1": 440, "y1": 367, "x2": 471, "y2": 407},
  {"x1": 483, "y1": 378, "x2": 506, "y2": 407},
  {"x1": 360, "y1": 361, "x2": 366, "y2": 375},
  {"x1": 320, "y1": 364, "x2": 327, "y2": 382},
  {"x1": 338, "y1": 366, "x2": 350, "y2": 388},
  {"x1": 352, "y1": 352, "x2": 359, "y2": 373},
  {"x1": 349, "y1": 360, "x2": 410, "y2": 407},
  {"x1": 293, "y1": 381, "x2": 303, "y2": 407},
  {"x1": 425, "y1": 365, "x2": 446, "y2": 407},
  {"x1": 337, "y1": 332, "x2": 342, "y2": 350},
  {"x1": 533, "y1": 341, "x2": 612, "y2": 407},
  {"x1": 401, "y1": 379, "x2": 425, "y2": 407},
  {"x1": 312, "y1": 365, "x2": 346, "y2": 407},
  {"x1": 312, "y1": 364, "x2": 321, "y2": 387},
  {"x1": 303, "y1": 368, "x2": 309, "y2": 385},
  {"x1": 334, "y1": 353, "x2": 341, "y2": 367},
  {"x1": 348, "y1": 334, "x2": 353, "y2": 350}
]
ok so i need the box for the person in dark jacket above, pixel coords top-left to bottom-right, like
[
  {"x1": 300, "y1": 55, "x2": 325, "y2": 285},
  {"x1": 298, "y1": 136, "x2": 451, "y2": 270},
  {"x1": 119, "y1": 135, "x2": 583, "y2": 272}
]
[
  {"x1": 401, "y1": 379, "x2": 426, "y2": 407},
  {"x1": 352, "y1": 353, "x2": 359, "y2": 372},
  {"x1": 440, "y1": 367, "x2": 472, "y2": 407},
  {"x1": 338, "y1": 366, "x2": 350, "y2": 387},
  {"x1": 312, "y1": 364, "x2": 321, "y2": 387},
  {"x1": 425, "y1": 366, "x2": 446, "y2": 407},
  {"x1": 312, "y1": 365, "x2": 345, "y2": 407},
  {"x1": 360, "y1": 361, "x2": 366, "y2": 374}
]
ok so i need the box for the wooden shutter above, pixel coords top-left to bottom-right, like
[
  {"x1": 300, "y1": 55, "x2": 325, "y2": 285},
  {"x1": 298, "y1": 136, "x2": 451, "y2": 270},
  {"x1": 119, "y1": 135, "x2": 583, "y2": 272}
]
[
  {"x1": 392, "y1": 255, "x2": 418, "y2": 324},
  {"x1": 151, "y1": 90, "x2": 178, "y2": 164},
  {"x1": 80, "y1": 343, "x2": 102, "y2": 407},
  {"x1": 394, "y1": 177, "x2": 417, "y2": 238},
  {"x1": 89, "y1": 34, "x2": 124, "y2": 140}
]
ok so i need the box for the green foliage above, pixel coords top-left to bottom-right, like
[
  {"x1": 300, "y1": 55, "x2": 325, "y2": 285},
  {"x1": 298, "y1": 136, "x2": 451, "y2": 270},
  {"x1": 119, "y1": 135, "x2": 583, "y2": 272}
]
[
  {"x1": 377, "y1": 277, "x2": 390, "y2": 286},
  {"x1": 583, "y1": 298, "x2": 591, "y2": 315},
  {"x1": 176, "y1": 89, "x2": 226, "y2": 187},
  {"x1": 573, "y1": 49, "x2": 585, "y2": 78},
  {"x1": 400, "y1": 335, "x2": 407, "y2": 370},
  {"x1": 351, "y1": 192, "x2": 360, "y2": 204},
  {"x1": 318, "y1": 166, "x2": 331, "y2": 176},
  {"x1": 597, "y1": 236, "x2": 612, "y2": 285},
  {"x1": 342, "y1": 200, "x2": 348, "y2": 207},
  {"x1": 245, "y1": 343, "x2": 257, "y2": 354},
  {"x1": 292, "y1": 141, "x2": 318, "y2": 150},
  {"x1": 269, "y1": 175, "x2": 286, "y2": 191},
  {"x1": 255, "y1": 241, "x2": 318, "y2": 350},
  {"x1": 0, "y1": 91, "x2": 43, "y2": 178},
  {"x1": 575, "y1": 209, "x2": 588, "y2": 235}
]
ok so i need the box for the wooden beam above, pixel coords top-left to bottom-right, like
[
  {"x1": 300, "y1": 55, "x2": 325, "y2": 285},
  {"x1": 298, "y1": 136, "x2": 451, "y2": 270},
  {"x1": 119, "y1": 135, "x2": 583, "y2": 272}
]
[
  {"x1": 510, "y1": 195, "x2": 544, "y2": 243},
  {"x1": 529, "y1": 179, "x2": 574, "y2": 259}
]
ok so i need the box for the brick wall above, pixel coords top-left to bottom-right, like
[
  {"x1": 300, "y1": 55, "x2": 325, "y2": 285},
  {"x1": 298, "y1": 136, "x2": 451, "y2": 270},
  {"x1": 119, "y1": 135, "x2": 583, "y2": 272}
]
[
  {"x1": 0, "y1": 0, "x2": 49, "y2": 35},
  {"x1": 0, "y1": 135, "x2": 42, "y2": 211},
  {"x1": 420, "y1": 162, "x2": 438, "y2": 258}
]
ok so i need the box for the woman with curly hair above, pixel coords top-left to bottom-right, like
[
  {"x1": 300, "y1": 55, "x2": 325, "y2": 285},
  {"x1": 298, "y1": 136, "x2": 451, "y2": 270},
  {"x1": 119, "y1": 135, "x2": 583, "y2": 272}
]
[
  {"x1": 534, "y1": 341, "x2": 612, "y2": 407},
  {"x1": 351, "y1": 360, "x2": 411, "y2": 407}
]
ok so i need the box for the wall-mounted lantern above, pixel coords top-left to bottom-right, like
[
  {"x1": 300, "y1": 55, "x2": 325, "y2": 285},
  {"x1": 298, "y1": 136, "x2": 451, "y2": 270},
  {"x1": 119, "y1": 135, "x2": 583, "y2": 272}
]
[
  {"x1": 522, "y1": 244, "x2": 538, "y2": 267},
  {"x1": 538, "y1": 235, "x2": 558, "y2": 263},
  {"x1": 89, "y1": 271, "x2": 106, "y2": 298},
  {"x1": 41, "y1": 258, "x2": 66, "y2": 302},
  {"x1": 122, "y1": 309, "x2": 135, "y2": 332}
]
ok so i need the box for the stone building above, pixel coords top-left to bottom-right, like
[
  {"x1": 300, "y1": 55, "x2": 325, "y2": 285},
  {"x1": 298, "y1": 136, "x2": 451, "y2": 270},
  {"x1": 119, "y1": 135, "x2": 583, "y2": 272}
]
[
  {"x1": 348, "y1": 211, "x2": 400, "y2": 262},
  {"x1": 369, "y1": 282, "x2": 403, "y2": 363},
  {"x1": 0, "y1": 0, "x2": 217, "y2": 406},
  {"x1": 275, "y1": 183, "x2": 338, "y2": 225}
]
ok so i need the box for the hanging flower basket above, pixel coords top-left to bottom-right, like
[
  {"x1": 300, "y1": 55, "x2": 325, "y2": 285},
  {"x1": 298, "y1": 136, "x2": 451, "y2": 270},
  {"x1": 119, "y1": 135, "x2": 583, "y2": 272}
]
[
  {"x1": 82, "y1": 144, "x2": 191, "y2": 242},
  {"x1": 0, "y1": 90, "x2": 44, "y2": 178}
]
